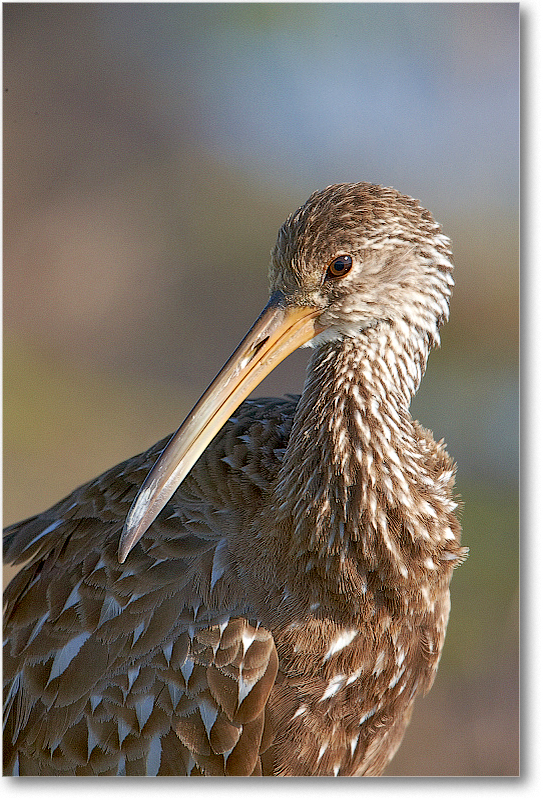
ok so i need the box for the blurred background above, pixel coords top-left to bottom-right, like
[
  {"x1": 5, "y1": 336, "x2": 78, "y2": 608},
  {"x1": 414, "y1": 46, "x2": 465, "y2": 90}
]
[{"x1": 3, "y1": 3, "x2": 518, "y2": 776}]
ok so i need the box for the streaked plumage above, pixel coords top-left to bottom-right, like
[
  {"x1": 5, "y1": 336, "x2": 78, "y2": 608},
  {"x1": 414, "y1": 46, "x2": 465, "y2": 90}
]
[{"x1": 3, "y1": 183, "x2": 466, "y2": 776}]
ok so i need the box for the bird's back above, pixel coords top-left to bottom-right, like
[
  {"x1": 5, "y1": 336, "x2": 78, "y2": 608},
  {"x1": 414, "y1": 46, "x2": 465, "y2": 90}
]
[{"x1": 3, "y1": 397, "x2": 297, "y2": 775}]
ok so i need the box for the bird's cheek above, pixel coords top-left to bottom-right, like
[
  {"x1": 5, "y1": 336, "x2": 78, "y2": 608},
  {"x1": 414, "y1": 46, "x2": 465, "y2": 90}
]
[{"x1": 303, "y1": 310, "x2": 345, "y2": 347}]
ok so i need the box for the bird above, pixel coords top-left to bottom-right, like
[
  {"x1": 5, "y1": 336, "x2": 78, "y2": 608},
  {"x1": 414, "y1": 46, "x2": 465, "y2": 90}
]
[{"x1": 3, "y1": 182, "x2": 466, "y2": 776}]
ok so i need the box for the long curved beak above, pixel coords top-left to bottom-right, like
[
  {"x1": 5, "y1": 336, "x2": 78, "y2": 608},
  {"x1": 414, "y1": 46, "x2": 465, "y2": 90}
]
[{"x1": 118, "y1": 291, "x2": 322, "y2": 562}]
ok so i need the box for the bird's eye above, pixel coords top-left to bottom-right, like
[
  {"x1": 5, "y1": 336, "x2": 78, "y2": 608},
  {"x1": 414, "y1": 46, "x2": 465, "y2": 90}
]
[{"x1": 325, "y1": 254, "x2": 353, "y2": 280}]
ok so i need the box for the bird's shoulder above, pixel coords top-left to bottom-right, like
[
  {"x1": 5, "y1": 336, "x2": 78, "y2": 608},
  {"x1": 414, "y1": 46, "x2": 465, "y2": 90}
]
[{"x1": 3, "y1": 395, "x2": 299, "y2": 569}]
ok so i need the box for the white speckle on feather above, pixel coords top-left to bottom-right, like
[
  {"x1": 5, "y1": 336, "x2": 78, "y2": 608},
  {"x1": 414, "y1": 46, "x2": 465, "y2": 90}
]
[
  {"x1": 320, "y1": 674, "x2": 345, "y2": 701},
  {"x1": 211, "y1": 539, "x2": 228, "y2": 590},
  {"x1": 132, "y1": 620, "x2": 146, "y2": 645},
  {"x1": 118, "y1": 717, "x2": 132, "y2": 745},
  {"x1": 420, "y1": 584, "x2": 436, "y2": 611},
  {"x1": 92, "y1": 556, "x2": 107, "y2": 572},
  {"x1": 388, "y1": 667, "x2": 405, "y2": 690},
  {"x1": 98, "y1": 595, "x2": 124, "y2": 627},
  {"x1": 241, "y1": 628, "x2": 256, "y2": 654},
  {"x1": 25, "y1": 519, "x2": 63, "y2": 550},
  {"x1": 317, "y1": 742, "x2": 329, "y2": 763},
  {"x1": 47, "y1": 631, "x2": 91, "y2": 683},
  {"x1": 60, "y1": 583, "x2": 82, "y2": 613},
  {"x1": 238, "y1": 672, "x2": 256, "y2": 704},
  {"x1": 350, "y1": 734, "x2": 359, "y2": 757},
  {"x1": 398, "y1": 561, "x2": 408, "y2": 579},
  {"x1": 87, "y1": 721, "x2": 100, "y2": 759},
  {"x1": 127, "y1": 666, "x2": 140, "y2": 691},
  {"x1": 420, "y1": 499, "x2": 438, "y2": 518},
  {"x1": 345, "y1": 667, "x2": 362, "y2": 686},
  {"x1": 134, "y1": 695, "x2": 154, "y2": 730},
  {"x1": 199, "y1": 700, "x2": 219, "y2": 736},
  {"x1": 162, "y1": 641, "x2": 173, "y2": 663},
  {"x1": 146, "y1": 736, "x2": 162, "y2": 776},
  {"x1": 25, "y1": 613, "x2": 48, "y2": 647},
  {"x1": 89, "y1": 695, "x2": 101, "y2": 713},
  {"x1": 324, "y1": 628, "x2": 358, "y2": 661},
  {"x1": 372, "y1": 650, "x2": 386, "y2": 676},
  {"x1": 180, "y1": 658, "x2": 194, "y2": 683},
  {"x1": 168, "y1": 682, "x2": 183, "y2": 710},
  {"x1": 359, "y1": 705, "x2": 377, "y2": 725}
]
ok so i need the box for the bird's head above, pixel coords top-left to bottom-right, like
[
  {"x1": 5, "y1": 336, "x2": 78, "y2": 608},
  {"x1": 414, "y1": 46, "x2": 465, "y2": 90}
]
[
  {"x1": 118, "y1": 183, "x2": 454, "y2": 562},
  {"x1": 270, "y1": 182, "x2": 454, "y2": 350}
]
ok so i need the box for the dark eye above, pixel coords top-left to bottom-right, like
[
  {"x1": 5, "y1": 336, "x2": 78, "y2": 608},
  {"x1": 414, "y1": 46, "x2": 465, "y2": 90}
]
[{"x1": 325, "y1": 254, "x2": 353, "y2": 280}]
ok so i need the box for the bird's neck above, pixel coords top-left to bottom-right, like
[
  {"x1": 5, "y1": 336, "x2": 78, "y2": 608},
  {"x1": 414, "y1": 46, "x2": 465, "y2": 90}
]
[{"x1": 272, "y1": 326, "x2": 445, "y2": 609}]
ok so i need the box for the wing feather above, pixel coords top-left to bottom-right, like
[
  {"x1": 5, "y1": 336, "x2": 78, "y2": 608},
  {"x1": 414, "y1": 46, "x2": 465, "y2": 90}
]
[{"x1": 4, "y1": 398, "x2": 297, "y2": 775}]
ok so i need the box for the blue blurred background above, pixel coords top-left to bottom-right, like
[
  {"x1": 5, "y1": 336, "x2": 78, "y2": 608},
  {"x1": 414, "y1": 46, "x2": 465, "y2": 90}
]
[{"x1": 3, "y1": 3, "x2": 519, "y2": 775}]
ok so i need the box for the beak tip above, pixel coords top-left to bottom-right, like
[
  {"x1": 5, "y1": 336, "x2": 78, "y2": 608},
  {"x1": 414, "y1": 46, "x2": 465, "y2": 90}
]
[
  {"x1": 118, "y1": 490, "x2": 152, "y2": 562},
  {"x1": 117, "y1": 527, "x2": 133, "y2": 563}
]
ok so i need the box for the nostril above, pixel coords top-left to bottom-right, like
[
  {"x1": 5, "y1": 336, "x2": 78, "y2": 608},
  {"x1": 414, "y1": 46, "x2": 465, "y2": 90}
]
[{"x1": 252, "y1": 337, "x2": 269, "y2": 357}]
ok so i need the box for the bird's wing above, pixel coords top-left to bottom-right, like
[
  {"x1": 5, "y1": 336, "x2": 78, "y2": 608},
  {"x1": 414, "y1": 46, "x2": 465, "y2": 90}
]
[{"x1": 3, "y1": 396, "x2": 297, "y2": 775}]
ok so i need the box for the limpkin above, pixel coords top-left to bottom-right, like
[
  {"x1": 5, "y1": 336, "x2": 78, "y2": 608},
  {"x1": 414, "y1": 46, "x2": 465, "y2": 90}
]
[{"x1": 4, "y1": 183, "x2": 466, "y2": 776}]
